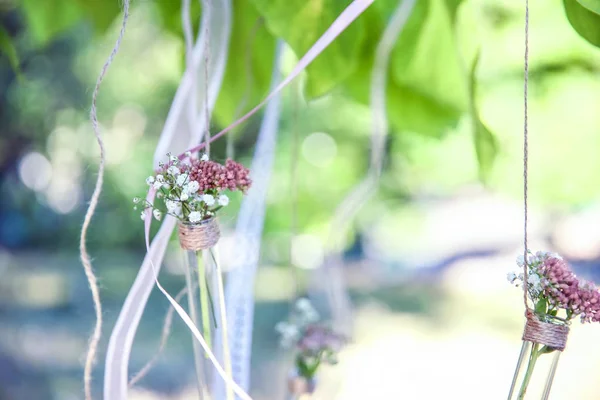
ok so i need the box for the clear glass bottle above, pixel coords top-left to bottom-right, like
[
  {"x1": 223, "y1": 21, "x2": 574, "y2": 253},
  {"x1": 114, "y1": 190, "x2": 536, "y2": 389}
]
[
  {"x1": 183, "y1": 249, "x2": 210, "y2": 398},
  {"x1": 507, "y1": 316, "x2": 568, "y2": 400},
  {"x1": 288, "y1": 369, "x2": 316, "y2": 400}
]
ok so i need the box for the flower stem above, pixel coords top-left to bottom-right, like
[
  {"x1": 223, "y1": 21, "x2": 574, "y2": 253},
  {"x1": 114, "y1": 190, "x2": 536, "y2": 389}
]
[
  {"x1": 197, "y1": 250, "x2": 212, "y2": 353},
  {"x1": 518, "y1": 343, "x2": 540, "y2": 399}
]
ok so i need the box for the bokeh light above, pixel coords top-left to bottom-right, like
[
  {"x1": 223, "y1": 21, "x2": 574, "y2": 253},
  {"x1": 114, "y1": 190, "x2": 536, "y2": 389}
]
[
  {"x1": 18, "y1": 152, "x2": 53, "y2": 191},
  {"x1": 301, "y1": 132, "x2": 337, "y2": 167}
]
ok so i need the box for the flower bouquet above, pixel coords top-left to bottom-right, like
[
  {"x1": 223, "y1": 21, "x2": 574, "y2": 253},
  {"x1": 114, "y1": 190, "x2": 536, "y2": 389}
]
[
  {"x1": 134, "y1": 152, "x2": 251, "y2": 396},
  {"x1": 507, "y1": 251, "x2": 600, "y2": 399},
  {"x1": 276, "y1": 299, "x2": 345, "y2": 398},
  {"x1": 136, "y1": 152, "x2": 251, "y2": 235}
]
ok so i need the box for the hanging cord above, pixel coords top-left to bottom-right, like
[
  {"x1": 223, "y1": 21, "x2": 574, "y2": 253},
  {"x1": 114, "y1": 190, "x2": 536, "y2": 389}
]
[
  {"x1": 203, "y1": 0, "x2": 211, "y2": 156},
  {"x1": 522, "y1": 0, "x2": 531, "y2": 315},
  {"x1": 226, "y1": 18, "x2": 264, "y2": 160},
  {"x1": 518, "y1": 0, "x2": 569, "y2": 352},
  {"x1": 128, "y1": 286, "x2": 189, "y2": 387},
  {"x1": 81, "y1": 2, "x2": 130, "y2": 399},
  {"x1": 182, "y1": 0, "x2": 199, "y2": 157}
]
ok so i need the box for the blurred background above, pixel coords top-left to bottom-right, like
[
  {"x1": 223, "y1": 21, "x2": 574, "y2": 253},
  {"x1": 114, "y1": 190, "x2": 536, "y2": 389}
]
[{"x1": 1, "y1": 0, "x2": 600, "y2": 399}]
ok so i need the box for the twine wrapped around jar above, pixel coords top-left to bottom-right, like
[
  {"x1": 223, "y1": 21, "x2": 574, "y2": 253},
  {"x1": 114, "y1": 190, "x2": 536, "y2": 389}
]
[
  {"x1": 287, "y1": 373, "x2": 316, "y2": 396},
  {"x1": 178, "y1": 218, "x2": 220, "y2": 251},
  {"x1": 522, "y1": 311, "x2": 569, "y2": 351}
]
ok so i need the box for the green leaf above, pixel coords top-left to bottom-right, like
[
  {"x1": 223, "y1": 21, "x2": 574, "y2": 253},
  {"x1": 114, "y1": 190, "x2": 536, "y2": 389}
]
[
  {"x1": 74, "y1": 0, "x2": 121, "y2": 34},
  {"x1": 249, "y1": 0, "x2": 366, "y2": 98},
  {"x1": 564, "y1": 0, "x2": 600, "y2": 47},
  {"x1": 392, "y1": 0, "x2": 468, "y2": 114},
  {"x1": 468, "y1": 50, "x2": 497, "y2": 181},
  {"x1": 344, "y1": 0, "x2": 465, "y2": 136},
  {"x1": 20, "y1": 0, "x2": 84, "y2": 46},
  {"x1": 0, "y1": 25, "x2": 21, "y2": 78},
  {"x1": 538, "y1": 345, "x2": 556, "y2": 355},
  {"x1": 535, "y1": 297, "x2": 548, "y2": 316},
  {"x1": 213, "y1": 0, "x2": 277, "y2": 127},
  {"x1": 576, "y1": 0, "x2": 600, "y2": 14}
]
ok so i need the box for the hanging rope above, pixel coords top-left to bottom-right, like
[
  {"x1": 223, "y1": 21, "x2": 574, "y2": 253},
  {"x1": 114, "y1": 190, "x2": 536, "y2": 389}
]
[
  {"x1": 203, "y1": 0, "x2": 211, "y2": 156},
  {"x1": 81, "y1": 2, "x2": 130, "y2": 399},
  {"x1": 519, "y1": 0, "x2": 569, "y2": 350},
  {"x1": 522, "y1": 0, "x2": 531, "y2": 315}
]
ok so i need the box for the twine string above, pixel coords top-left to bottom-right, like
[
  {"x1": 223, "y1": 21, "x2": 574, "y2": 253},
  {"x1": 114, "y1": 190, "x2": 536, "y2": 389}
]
[
  {"x1": 81, "y1": 2, "x2": 130, "y2": 399},
  {"x1": 178, "y1": 219, "x2": 221, "y2": 251},
  {"x1": 203, "y1": 0, "x2": 211, "y2": 156},
  {"x1": 522, "y1": 0, "x2": 530, "y2": 314},
  {"x1": 522, "y1": 316, "x2": 569, "y2": 351},
  {"x1": 520, "y1": 0, "x2": 570, "y2": 351}
]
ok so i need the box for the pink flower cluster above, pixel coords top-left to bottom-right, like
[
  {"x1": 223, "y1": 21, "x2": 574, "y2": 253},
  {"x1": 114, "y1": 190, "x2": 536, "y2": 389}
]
[
  {"x1": 539, "y1": 255, "x2": 600, "y2": 323},
  {"x1": 297, "y1": 325, "x2": 345, "y2": 355},
  {"x1": 182, "y1": 158, "x2": 251, "y2": 193}
]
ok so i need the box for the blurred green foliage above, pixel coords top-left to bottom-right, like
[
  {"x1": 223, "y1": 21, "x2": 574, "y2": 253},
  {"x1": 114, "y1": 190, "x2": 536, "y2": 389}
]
[{"x1": 1, "y1": 0, "x2": 600, "y2": 252}]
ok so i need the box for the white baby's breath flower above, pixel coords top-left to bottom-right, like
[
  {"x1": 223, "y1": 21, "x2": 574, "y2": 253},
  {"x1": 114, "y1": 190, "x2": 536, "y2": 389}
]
[
  {"x1": 201, "y1": 153, "x2": 209, "y2": 161},
  {"x1": 153, "y1": 181, "x2": 163, "y2": 190},
  {"x1": 180, "y1": 192, "x2": 189, "y2": 201},
  {"x1": 162, "y1": 183, "x2": 171, "y2": 190},
  {"x1": 185, "y1": 151, "x2": 192, "y2": 158},
  {"x1": 167, "y1": 166, "x2": 180, "y2": 176},
  {"x1": 548, "y1": 252, "x2": 563, "y2": 260},
  {"x1": 153, "y1": 209, "x2": 162, "y2": 221},
  {"x1": 295, "y1": 298, "x2": 313, "y2": 312},
  {"x1": 170, "y1": 155, "x2": 179, "y2": 163},
  {"x1": 528, "y1": 273, "x2": 541, "y2": 290},
  {"x1": 202, "y1": 194, "x2": 215, "y2": 206},
  {"x1": 188, "y1": 211, "x2": 202, "y2": 223},
  {"x1": 140, "y1": 211, "x2": 146, "y2": 220},
  {"x1": 166, "y1": 200, "x2": 181, "y2": 214},
  {"x1": 156, "y1": 174, "x2": 164, "y2": 182},
  {"x1": 133, "y1": 197, "x2": 140, "y2": 204},
  {"x1": 295, "y1": 298, "x2": 320, "y2": 323},
  {"x1": 145, "y1": 176, "x2": 155, "y2": 185},
  {"x1": 218, "y1": 194, "x2": 229, "y2": 206},
  {"x1": 507, "y1": 272, "x2": 517, "y2": 284},
  {"x1": 187, "y1": 181, "x2": 200, "y2": 193},
  {"x1": 275, "y1": 321, "x2": 300, "y2": 348},
  {"x1": 176, "y1": 173, "x2": 188, "y2": 187}
]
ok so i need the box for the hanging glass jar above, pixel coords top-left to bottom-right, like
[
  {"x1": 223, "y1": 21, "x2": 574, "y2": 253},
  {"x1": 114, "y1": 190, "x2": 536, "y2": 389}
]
[
  {"x1": 179, "y1": 217, "x2": 221, "y2": 398},
  {"x1": 507, "y1": 312, "x2": 569, "y2": 400},
  {"x1": 288, "y1": 368, "x2": 316, "y2": 400}
]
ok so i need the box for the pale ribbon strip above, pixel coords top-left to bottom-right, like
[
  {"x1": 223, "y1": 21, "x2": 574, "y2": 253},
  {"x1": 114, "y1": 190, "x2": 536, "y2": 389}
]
[
  {"x1": 142, "y1": 195, "x2": 253, "y2": 400},
  {"x1": 175, "y1": 0, "x2": 376, "y2": 159},
  {"x1": 153, "y1": 0, "x2": 231, "y2": 168},
  {"x1": 316, "y1": 0, "x2": 417, "y2": 335},
  {"x1": 103, "y1": 0, "x2": 231, "y2": 399},
  {"x1": 212, "y1": 41, "x2": 284, "y2": 399},
  {"x1": 139, "y1": 0, "x2": 375, "y2": 398}
]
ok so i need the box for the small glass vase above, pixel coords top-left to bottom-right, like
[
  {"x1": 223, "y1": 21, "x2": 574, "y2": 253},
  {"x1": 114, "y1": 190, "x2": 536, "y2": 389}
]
[
  {"x1": 287, "y1": 369, "x2": 316, "y2": 400},
  {"x1": 507, "y1": 315, "x2": 569, "y2": 400}
]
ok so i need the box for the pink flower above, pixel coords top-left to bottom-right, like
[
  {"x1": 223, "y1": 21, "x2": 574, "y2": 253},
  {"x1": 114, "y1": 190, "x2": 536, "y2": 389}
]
[
  {"x1": 297, "y1": 325, "x2": 345, "y2": 355},
  {"x1": 536, "y1": 254, "x2": 600, "y2": 323},
  {"x1": 166, "y1": 158, "x2": 251, "y2": 193}
]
